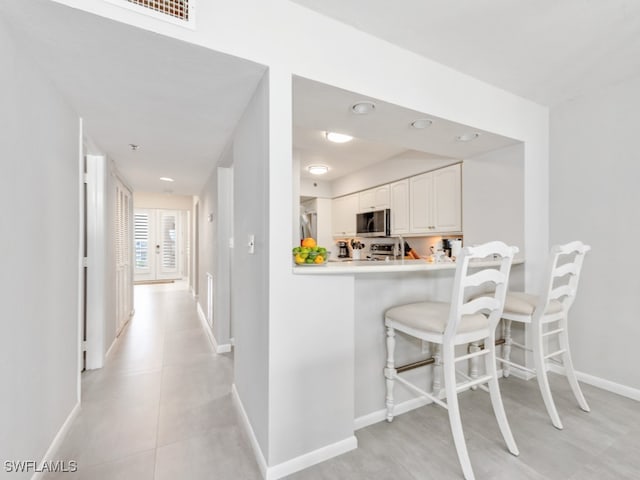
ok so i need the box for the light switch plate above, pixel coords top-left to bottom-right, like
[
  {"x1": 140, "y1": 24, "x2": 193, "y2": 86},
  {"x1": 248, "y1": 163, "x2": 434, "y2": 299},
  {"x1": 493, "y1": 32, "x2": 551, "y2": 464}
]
[{"x1": 248, "y1": 234, "x2": 255, "y2": 254}]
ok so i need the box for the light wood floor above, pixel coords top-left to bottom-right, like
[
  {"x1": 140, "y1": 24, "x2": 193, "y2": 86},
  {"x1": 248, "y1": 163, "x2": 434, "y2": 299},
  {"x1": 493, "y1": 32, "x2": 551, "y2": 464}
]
[{"x1": 45, "y1": 282, "x2": 640, "y2": 479}]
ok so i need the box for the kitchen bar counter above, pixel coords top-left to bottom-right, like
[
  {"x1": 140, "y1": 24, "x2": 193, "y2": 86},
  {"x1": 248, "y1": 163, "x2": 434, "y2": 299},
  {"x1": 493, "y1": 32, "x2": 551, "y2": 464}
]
[
  {"x1": 293, "y1": 257, "x2": 524, "y2": 274},
  {"x1": 292, "y1": 255, "x2": 526, "y2": 428}
]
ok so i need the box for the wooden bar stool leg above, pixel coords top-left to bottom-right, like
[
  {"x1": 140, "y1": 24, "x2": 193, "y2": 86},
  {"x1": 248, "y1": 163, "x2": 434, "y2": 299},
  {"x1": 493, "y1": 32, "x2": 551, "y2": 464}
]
[
  {"x1": 432, "y1": 343, "x2": 442, "y2": 397},
  {"x1": 502, "y1": 319, "x2": 512, "y2": 378},
  {"x1": 484, "y1": 334, "x2": 519, "y2": 456},
  {"x1": 468, "y1": 342, "x2": 481, "y2": 389},
  {"x1": 558, "y1": 315, "x2": 590, "y2": 412},
  {"x1": 443, "y1": 344, "x2": 475, "y2": 480},
  {"x1": 384, "y1": 326, "x2": 396, "y2": 422},
  {"x1": 533, "y1": 319, "x2": 563, "y2": 429}
]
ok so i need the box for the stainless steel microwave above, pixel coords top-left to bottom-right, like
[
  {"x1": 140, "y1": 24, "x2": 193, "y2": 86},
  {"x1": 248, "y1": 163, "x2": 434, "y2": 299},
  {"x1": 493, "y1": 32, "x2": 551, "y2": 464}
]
[{"x1": 356, "y1": 209, "x2": 391, "y2": 237}]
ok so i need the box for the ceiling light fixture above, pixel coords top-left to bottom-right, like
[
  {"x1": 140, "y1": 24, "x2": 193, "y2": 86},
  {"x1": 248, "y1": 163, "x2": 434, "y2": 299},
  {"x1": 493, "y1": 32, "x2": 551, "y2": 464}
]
[
  {"x1": 307, "y1": 165, "x2": 329, "y2": 175},
  {"x1": 160, "y1": 177, "x2": 175, "y2": 182},
  {"x1": 455, "y1": 133, "x2": 481, "y2": 142},
  {"x1": 410, "y1": 118, "x2": 433, "y2": 129},
  {"x1": 325, "y1": 132, "x2": 353, "y2": 143},
  {"x1": 351, "y1": 101, "x2": 376, "y2": 115},
  {"x1": 129, "y1": 143, "x2": 140, "y2": 151}
]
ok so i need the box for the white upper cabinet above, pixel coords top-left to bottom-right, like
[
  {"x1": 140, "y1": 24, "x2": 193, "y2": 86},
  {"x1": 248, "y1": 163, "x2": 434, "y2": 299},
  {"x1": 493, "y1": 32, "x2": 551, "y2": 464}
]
[
  {"x1": 432, "y1": 164, "x2": 462, "y2": 232},
  {"x1": 409, "y1": 164, "x2": 462, "y2": 235},
  {"x1": 390, "y1": 179, "x2": 410, "y2": 235},
  {"x1": 410, "y1": 172, "x2": 434, "y2": 233},
  {"x1": 332, "y1": 193, "x2": 359, "y2": 237},
  {"x1": 358, "y1": 185, "x2": 390, "y2": 212}
]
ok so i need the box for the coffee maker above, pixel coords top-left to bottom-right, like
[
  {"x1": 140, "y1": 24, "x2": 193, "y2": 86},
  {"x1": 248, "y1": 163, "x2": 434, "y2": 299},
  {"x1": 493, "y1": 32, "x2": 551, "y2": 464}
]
[{"x1": 337, "y1": 241, "x2": 349, "y2": 258}]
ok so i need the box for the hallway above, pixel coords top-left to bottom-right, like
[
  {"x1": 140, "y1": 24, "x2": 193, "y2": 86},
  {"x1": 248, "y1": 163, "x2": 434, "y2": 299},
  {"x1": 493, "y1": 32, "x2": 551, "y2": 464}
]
[{"x1": 44, "y1": 281, "x2": 260, "y2": 479}]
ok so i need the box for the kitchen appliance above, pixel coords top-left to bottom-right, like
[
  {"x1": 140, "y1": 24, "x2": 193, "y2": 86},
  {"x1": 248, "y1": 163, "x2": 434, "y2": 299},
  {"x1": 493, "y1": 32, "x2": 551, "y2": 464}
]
[
  {"x1": 337, "y1": 241, "x2": 349, "y2": 258},
  {"x1": 450, "y1": 239, "x2": 462, "y2": 258},
  {"x1": 370, "y1": 243, "x2": 396, "y2": 259},
  {"x1": 356, "y1": 208, "x2": 391, "y2": 237},
  {"x1": 442, "y1": 238, "x2": 451, "y2": 257}
]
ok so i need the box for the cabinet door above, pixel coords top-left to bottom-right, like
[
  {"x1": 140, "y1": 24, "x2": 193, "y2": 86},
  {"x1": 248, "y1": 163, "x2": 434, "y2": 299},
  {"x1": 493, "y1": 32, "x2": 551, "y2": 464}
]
[
  {"x1": 390, "y1": 179, "x2": 410, "y2": 234},
  {"x1": 332, "y1": 193, "x2": 358, "y2": 236},
  {"x1": 359, "y1": 188, "x2": 376, "y2": 212},
  {"x1": 359, "y1": 185, "x2": 390, "y2": 212},
  {"x1": 410, "y1": 172, "x2": 433, "y2": 233},
  {"x1": 432, "y1": 164, "x2": 461, "y2": 232},
  {"x1": 373, "y1": 184, "x2": 390, "y2": 209}
]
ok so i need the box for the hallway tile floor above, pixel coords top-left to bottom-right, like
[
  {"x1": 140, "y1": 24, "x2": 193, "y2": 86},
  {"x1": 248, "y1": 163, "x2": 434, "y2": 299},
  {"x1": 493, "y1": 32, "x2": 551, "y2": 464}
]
[
  {"x1": 44, "y1": 281, "x2": 640, "y2": 479},
  {"x1": 43, "y1": 281, "x2": 261, "y2": 480}
]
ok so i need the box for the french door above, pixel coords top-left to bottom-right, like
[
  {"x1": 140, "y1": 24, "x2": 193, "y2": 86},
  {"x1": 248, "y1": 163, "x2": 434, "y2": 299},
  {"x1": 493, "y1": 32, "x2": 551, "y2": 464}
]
[{"x1": 134, "y1": 209, "x2": 181, "y2": 282}]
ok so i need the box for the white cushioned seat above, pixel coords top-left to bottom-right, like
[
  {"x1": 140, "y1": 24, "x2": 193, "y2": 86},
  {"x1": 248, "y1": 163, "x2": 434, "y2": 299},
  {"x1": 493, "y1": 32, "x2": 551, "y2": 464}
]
[
  {"x1": 385, "y1": 301, "x2": 489, "y2": 334},
  {"x1": 503, "y1": 292, "x2": 563, "y2": 316}
]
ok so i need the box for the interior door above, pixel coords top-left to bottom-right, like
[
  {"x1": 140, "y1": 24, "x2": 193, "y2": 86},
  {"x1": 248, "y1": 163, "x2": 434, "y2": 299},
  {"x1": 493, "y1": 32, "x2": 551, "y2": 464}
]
[
  {"x1": 134, "y1": 208, "x2": 181, "y2": 282},
  {"x1": 134, "y1": 209, "x2": 155, "y2": 282},
  {"x1": 156, "y1": 210, "x2": 179, "y2": 279}
]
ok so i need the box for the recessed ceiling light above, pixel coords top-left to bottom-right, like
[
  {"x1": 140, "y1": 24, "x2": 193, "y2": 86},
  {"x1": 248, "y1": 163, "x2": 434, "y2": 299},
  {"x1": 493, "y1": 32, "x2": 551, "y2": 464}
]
[
  {"x1": 160, "y1": 177, "x2": 175, "y2": 182},
  {"x1": 129, "y1": 143, "x2": 140, "y2": 151},
  {"x1": 307, "y1": 165, "x2": 329, "y2": 175},
  {"x1": 455, "y1": 133, "x2": 481, "y2": 142},
  {"x1": 325, "y1": 132, "x2": 353, "y2": 143},
  {"x1": 410, "y1": 118, "x2": 433, "y2": 129},
  {"x1": 351, "y1": 101, "x2": 376, "y2": 115}
]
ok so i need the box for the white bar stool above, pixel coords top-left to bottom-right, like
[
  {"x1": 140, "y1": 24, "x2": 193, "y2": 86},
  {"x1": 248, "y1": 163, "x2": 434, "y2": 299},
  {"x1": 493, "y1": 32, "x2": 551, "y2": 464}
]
[
  {"x1": 498, "y1": 241, "x2": 591, "y2": 429},
  {"x1": 384, "y1": 241, "x2": 519, "y2": 480}
]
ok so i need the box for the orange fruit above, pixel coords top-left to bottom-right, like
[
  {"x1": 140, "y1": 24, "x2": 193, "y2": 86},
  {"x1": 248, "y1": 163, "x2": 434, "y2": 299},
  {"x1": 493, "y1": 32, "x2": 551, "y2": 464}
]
[{"x1": 301, "y1": 237, "x2": 317, "y2": 248}]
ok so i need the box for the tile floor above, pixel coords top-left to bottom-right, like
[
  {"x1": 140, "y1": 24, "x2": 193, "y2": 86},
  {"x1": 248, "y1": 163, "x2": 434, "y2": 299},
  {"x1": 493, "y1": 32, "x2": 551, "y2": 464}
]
[
  {"x1": 44, "y1": 280, "x2": 640, "y2": 479},
  {"x1": 43, "y1": 280, "x2": 261, "y2": 480}
]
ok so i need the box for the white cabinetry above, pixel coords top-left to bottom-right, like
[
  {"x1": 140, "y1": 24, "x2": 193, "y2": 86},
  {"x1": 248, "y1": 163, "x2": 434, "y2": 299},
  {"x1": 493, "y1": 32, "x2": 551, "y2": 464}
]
[
  {"x1": 332, "y1": 193, "x2": 359, "y2": 237},
  {"x1": 410, "y1": 164, "x2": 461, "y2": 234},
  {"x1": 432, "y1": 164, "x2": 462, "y2": 233},
  {"x1": 389, "y1": 179, "x2": 410, "y2": 234},
  {"x1": 331, "y1": 164, "x2": 461, "y2": 238},
  {"x1": 358, "y1": 185, "x2": 389, "y2": 212}
]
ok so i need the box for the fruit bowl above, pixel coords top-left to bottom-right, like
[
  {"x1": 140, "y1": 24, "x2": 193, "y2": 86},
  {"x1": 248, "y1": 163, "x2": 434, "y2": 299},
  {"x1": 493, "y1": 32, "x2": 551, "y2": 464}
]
[{"x1": 292, "y1": 248, "x2": 330, "y2": 266}]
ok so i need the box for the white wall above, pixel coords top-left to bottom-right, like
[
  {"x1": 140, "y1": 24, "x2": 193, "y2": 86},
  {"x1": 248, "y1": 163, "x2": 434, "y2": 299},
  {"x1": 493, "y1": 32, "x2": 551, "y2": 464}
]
[
  {"x1": 197, "y1": 153, "x2": 233, "y2": 349},
  {"x1": 0, "y1": 21, "x2": 80, "y2": 478},
  {"x1": 332, "y1": 151, "x2": 459, "y2": 198},
  {"x1": 133, "y1": 191, "x2": 193, "y2": 210},
  {"x1": 550, "y1": 75, "x2": 640, "y2": 393},
  {"x1": 232, "y1": 73, "x2": 271, "y2": 460},
  {"x1": 463, "y1": 143, "x2": 525, "y2": 252}
]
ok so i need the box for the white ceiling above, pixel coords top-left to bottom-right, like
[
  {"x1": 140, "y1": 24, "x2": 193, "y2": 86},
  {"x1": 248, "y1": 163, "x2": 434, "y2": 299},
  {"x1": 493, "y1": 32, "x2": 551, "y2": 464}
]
[
  {"x1": 5, "y1": 1, "x2": 636, "y2": 196},
  {"x1": 0, "y1": 0, "x2": 266, "y2": 196},
  {"x1": 291, "y1": 0, "x2": 640, "y2": 106},
  {"x1": 293, "y1": 78, "x2": 519, "y2": 180}
]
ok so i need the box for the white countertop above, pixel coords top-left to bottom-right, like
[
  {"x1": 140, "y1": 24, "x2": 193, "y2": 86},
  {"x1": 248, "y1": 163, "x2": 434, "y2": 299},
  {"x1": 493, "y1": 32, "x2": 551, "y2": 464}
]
[{"x1": 293, "y1": 257, "x2": 524, "y2": 275}]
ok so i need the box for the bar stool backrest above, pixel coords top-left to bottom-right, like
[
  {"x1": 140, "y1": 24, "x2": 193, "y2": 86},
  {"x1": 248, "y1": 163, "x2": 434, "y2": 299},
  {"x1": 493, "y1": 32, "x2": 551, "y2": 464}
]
[
  {"x1": 446, "y1": 241, "x2": 519, "y2": 343},
  {"x1": 537, "y1": 241, "x2": 591, "y2": 317}
]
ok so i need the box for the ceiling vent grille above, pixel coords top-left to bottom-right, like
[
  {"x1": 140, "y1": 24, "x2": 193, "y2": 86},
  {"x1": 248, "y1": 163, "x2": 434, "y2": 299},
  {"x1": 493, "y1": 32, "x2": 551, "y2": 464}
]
[{"x1": 126, "y1": 0, "x2": 189, "y2": 21}]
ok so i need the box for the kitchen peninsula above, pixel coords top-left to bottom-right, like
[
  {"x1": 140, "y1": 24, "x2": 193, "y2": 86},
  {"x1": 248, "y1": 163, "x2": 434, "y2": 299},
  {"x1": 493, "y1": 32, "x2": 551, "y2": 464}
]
[{"x1": 294, "y1": 256, "x2": 525, "y2": 427}]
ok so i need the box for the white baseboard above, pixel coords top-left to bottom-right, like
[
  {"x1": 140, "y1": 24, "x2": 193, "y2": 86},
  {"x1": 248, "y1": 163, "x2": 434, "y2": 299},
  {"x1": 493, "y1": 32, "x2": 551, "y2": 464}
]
[
  {"x1": 232, "y1": 384, "x2": 357, "y2": 480},
  {"x1": 105, "y1": 337, "x2": 117, "y2": 359},
  {"x1": 196, "y1": 301, "x2": 232, "y2": 354},
  {"x1": 548, "y1": 364, "x2": 640, "y2": 402},
  {"x1": 355, "y1": 396, "x2": 432, "y2": 430},
  {"x1": 231, "y1": 384, "x2": 268, "y2": 478},
  {"x1": 266, "y1": 435, "x2": 357, "y2": 480},
  {"x1": 31, "y1": 402, "x2": 80, "y2": 480}
]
